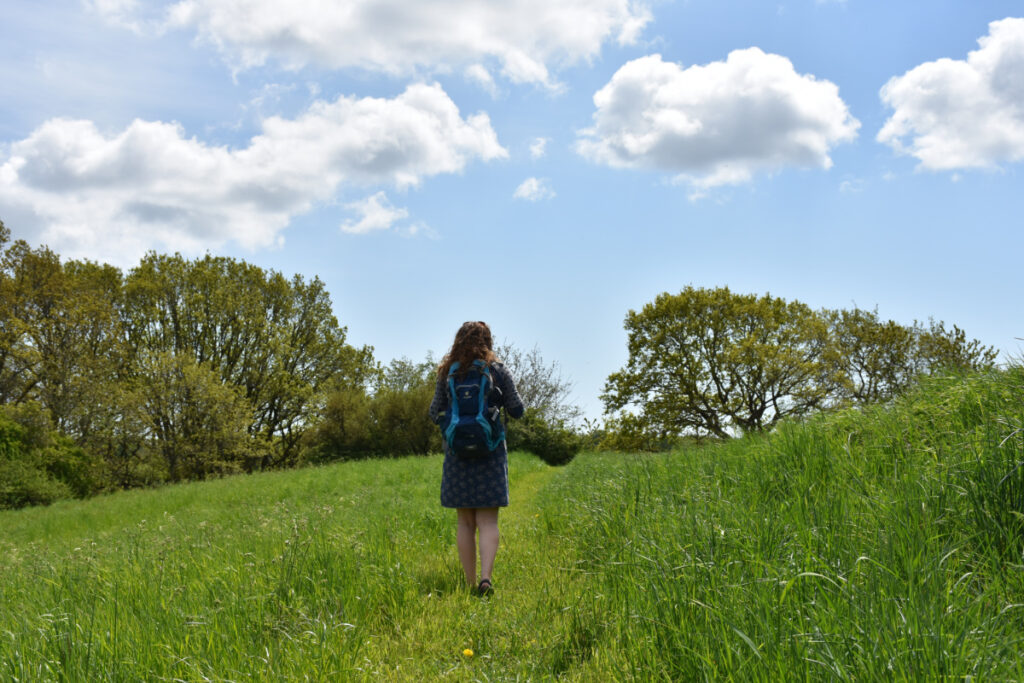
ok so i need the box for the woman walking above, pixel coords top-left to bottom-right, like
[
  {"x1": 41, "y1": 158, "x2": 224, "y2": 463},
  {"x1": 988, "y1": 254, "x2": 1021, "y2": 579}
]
[{"x1": 430, "y1": 321, "x2": 524, "y2": 595}]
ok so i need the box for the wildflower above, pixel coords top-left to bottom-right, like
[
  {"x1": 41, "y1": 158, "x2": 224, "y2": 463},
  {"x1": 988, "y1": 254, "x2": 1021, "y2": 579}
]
[{"x1": 463, "y1": 648, "x2": 474, "y2": 657}]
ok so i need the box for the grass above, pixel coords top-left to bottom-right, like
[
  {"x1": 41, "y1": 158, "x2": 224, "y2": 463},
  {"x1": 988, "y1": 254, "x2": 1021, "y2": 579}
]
[{"x1": 2, "y1": 367, "x2": 1024, "y2": 680}]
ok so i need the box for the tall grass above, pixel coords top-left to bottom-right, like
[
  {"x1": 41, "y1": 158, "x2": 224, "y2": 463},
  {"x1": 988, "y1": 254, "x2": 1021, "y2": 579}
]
[
  {"x1": 2, "y1": 367, "x2": 1023, "y2": 680},
  {"x1": 537, "y1": 366, "x2": 1024, "y2": 680}
]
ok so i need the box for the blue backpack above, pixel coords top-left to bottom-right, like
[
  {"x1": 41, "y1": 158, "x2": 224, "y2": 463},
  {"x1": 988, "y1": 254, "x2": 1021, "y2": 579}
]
[{"x1": 442, "y1": 360, "x2": 505, "y2": 457}]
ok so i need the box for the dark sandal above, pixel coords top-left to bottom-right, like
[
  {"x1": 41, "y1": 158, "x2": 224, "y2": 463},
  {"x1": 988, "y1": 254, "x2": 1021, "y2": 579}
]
[{"x1": 477, "y1": 579, "x2": 493, "y2": 596}]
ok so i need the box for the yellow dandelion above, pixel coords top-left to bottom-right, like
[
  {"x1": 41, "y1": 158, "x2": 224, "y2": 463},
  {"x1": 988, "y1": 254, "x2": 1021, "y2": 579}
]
[{"x1": 463, "y1": 648, "x2": 474, "y2": 657}]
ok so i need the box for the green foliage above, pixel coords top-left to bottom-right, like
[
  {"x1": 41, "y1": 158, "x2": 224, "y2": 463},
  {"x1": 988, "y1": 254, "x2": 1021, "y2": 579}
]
[
  {"x1": 0, "y1": 403, "x2": 95, "y2": 509},
  {"x1": 305, "y1": 357, "x2": 441, "y2": 461},
  {"x1": 506, "y1": 409, "x2": 582, "y2": 466},
  {"x1": 122, "y1": 252, "x2": 373, "y2": 467},
  {"x1": 368, "y1": 381, "x2": 441, "y2": 457},
  {"x1": 830, "y1": 308, "x2": 998, "y2": 404},
  {"x1": 0, "y1": 233, "x2": 382, "y2": 502},
  {"x1": 603, "y1": 286, "x2": 998, "y2": 441},
  {"x1": 829, "y1": 305, "x2": 916, "y2": 403},
  {"x1": 305, "y1": 383, "x2": 374, "y2": 463},
  {"x1": 132, "y1": 352, "x2": 261, "y2": 481},
  {"x1": 597, "y1": 411, "x2": 676, "y2": 452},
  {"x1": 0, "y1": 240, "x2": 124, "y2": 434},
  {"x1": 915, "y1": 318, "x2": 999, "y2": 373},
  {"x1": 367, "y1": 357, "x2": 442, "y2": 456},
  {"x1": 604, "y1": 286, "x2": 831, "y2": 438}
]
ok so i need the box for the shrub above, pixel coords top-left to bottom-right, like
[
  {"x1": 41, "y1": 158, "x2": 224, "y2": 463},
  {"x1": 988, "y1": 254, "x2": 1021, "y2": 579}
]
[
  {"x1": 507, "y1": 410, "x2": 582, "y2": 466},
  {"x1": 0, "y1": 403, "x2": 96, "y2": 509}
]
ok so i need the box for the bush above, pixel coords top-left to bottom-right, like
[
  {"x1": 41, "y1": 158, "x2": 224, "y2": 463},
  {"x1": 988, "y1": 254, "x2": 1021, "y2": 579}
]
[
  {"x1": 598, "y1": 412, "x2": 672, "y2": 452},
  {"x1": 0, "y1": 403, "x2": 96, "y2": 509},
  {"x1": 507, "y1": 410, "x2": 582, "y2": 466}
]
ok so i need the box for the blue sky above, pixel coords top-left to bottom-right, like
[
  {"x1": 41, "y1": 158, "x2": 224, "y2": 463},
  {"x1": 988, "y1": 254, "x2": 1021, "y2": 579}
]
[{"x1": 2, "y1": 0, "x2": 1023, "y2": 420}]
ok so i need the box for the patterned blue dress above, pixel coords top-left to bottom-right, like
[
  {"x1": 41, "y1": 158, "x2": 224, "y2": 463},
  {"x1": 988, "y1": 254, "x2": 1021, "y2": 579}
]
[{"x1": 430, "y1": 362, "x2": 525, "y2": 509}]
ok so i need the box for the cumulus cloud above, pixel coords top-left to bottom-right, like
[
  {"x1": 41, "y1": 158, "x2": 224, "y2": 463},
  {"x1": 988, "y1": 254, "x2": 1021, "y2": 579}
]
[
  {"x1": 575, "y1": 50, "x2": 860, "y2": 195},
  {"x1": 514, "y1": 177, "x2": 555, "y2": 201},
  {"x1": 877, "y1": 17, "x2": 1024, "y2": 170},
  {"x1": 0, "y1": 83, "x2": 506, "y2": 265},
  {"x1": 529, "y1": 137, "x2": 550, "y2": 159},
  {"x1": 341, "y1": 192, "x2": 408, "y2": 234},
  {"x1": 97, "y1": 0, "x2": 651, "y2": 90}
]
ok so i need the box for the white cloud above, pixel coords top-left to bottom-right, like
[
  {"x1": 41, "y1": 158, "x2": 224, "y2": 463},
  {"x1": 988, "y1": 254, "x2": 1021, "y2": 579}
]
[
  {"x1": 877, "y1": 17, "x2": 1024, "y2": 171},
  {"x1": 400, "y1": 221, "x2": 439, "y2": 240},
  {"x1": 84, "y1": 0, "x2": 146, "y2": 32},
  {"x1": 0, "y1": 83, "x2": 506, "y2": 265},
  {"x1": 839, "y1": 178, "x2": 864, "y2": 193},
  {"x1": 97, "y1": 0, "x2": 652, "y2": 90},
  {"x1": 514, "y1": 177, "x2": 555, "y2": 201},
  {"x1": 575, "y1": 50, "x2": 860, "y2": 195},
  {"x1": 529, "y1": 137, "x2": 550, "y2": 159},
  {"x1": 341, "y1": 191, "x2": 408, "y2": 234},
  {"x1": 465, "y1": 65, "x2": 499, "y2": 98}
]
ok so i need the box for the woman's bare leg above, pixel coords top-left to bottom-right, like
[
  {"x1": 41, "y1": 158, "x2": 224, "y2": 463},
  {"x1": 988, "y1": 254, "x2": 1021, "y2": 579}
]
[
  {"x1": 476, "y1": 507, "x2": 500, "y2": 583},
  {"x1": 456, "y1": 508, "x2": 477, "y2": 586}
]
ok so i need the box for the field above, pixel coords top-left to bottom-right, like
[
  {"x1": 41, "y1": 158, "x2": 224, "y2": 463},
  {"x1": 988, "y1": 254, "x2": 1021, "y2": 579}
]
[{"x1": 2, "y1": 368, "x2": 1024, "y2": 681}]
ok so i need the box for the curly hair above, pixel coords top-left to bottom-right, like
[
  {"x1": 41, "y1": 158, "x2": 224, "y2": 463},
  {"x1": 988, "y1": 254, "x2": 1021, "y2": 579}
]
[{"x1": 438, "y1": 321, "x2": 498, "y2": 380}]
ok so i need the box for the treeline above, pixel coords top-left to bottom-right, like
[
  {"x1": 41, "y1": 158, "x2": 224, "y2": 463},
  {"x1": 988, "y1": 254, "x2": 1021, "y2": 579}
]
[
  {"x1": 0, "y1": 219, "x2": 1001, "y2": 508},
  {"x1": 601, "y1": 286, "x2": 998, "y2": 448},
  {"x1": 0, "y1": 221, "x2": 581, "y2": 509},
  {"x1": 1, "y1": 222, "x2": 372, "y2": 507}
]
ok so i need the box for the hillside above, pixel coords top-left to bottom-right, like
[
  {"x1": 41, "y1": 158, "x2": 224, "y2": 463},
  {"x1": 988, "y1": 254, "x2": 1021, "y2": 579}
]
[{"x1": 2, "y1": 367, "x2": 1023, "y2": 680}]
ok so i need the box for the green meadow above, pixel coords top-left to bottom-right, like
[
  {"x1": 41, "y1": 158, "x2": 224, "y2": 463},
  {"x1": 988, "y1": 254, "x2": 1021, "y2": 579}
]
[{"x1": 2, "y1": 368, "x2": 1023, "y2": 681}]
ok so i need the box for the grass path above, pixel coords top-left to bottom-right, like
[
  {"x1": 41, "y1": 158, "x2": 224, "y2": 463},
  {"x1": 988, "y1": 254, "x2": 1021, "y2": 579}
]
[
  {"x1": 0, "y1": 453, "x2": 598, "y2": 681},
  {"x1": 358, "y1": 459, "x2": 578, "y2": 680}
]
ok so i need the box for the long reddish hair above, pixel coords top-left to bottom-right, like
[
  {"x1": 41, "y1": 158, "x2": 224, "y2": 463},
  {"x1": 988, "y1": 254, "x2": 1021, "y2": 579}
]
[{"x1": 438, "y1": 321, "x2": 497, "y2": 380}]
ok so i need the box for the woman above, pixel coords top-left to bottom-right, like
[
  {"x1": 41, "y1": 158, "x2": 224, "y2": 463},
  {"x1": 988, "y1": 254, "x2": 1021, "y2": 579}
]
[{"x1": 429, "y1": 321, "x2": 524, "y2": 595}]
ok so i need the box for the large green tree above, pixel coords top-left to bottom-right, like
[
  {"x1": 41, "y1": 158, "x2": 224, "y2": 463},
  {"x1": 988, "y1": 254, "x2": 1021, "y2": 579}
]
[
  {"x1": 603, "y1": 287, "x2": 831, "y2": 438},
  {"x1": 0, "y1": 233, "x2": 124, "y2": 434},
  {"x1": 121, "y1": 252, "x2": 373, "y2": 467}
]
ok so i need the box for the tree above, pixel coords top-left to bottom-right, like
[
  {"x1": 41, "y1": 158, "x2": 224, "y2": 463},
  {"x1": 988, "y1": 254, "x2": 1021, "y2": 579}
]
[
  {"x1": 829, "y1": 307, "x2": 917, "y2": 404},
  {"x1": 121, "y1": 253, "x2": 374, "y2": 467},
  {"x1": 494, "y1": 342, "x2": 580, "y2": 425},
  {"x1": 913, "y1": 319, "x2": 998, "y2": 375},
  {"x1": 603, "y1": 287, "x2": 831, "y2": 438},
  {"x1": 828, "y1": 310, "x2": 997, "y2": 405},
  {"x1": 604, "y1": 288, "x2": 999, "y2": 443},
  {"x1": 307, "y1": 356, "x2": 442, "y2": 460},
  {"x1": 368, "y1": 357, "x2": 440, "y2": 455},
  {"x1": 0, "y1": 239, "x2": 124, "y2": 434},
  {"x1": 132, "y1": 352, "x2": 258, "y2": 481},
  {"x1": 0, "y1": 229, "x2": 35, "y2": 406}
]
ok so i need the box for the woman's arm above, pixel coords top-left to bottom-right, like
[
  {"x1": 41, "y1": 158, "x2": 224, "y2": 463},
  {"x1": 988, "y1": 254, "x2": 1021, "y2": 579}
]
[
  {"x1": 492, "y1": 363, "x2": 525, "y2": 419},
  {"x1": 428, "y1": 375, "x2": 448, "y2": 425}
]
